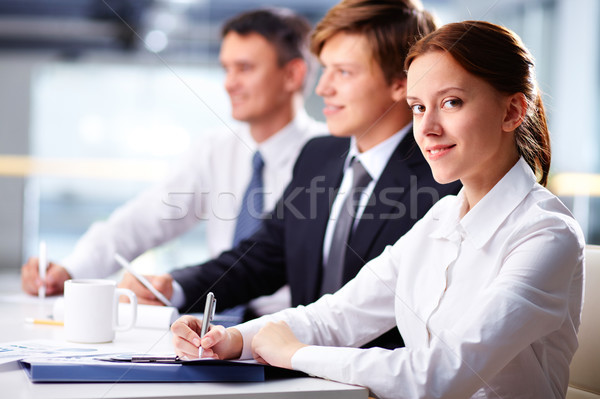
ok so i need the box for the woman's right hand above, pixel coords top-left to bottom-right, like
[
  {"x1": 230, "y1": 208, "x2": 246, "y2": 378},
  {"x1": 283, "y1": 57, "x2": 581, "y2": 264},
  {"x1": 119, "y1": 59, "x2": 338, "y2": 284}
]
[{"x1": 171, "y1": 315, "x2": 243, "y2": 360}]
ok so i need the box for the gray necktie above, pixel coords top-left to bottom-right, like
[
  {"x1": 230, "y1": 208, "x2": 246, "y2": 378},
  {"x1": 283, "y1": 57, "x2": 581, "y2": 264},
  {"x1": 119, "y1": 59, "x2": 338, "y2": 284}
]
[{"x1": 320, "y1": 158, "x2": 372, "y2": 295}]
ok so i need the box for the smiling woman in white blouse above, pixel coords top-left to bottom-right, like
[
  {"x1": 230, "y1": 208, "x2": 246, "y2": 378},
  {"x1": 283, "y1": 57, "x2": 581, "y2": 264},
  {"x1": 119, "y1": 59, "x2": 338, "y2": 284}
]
[{"x1": 171, "y1": 20, "x2": 585, "y2": 399}]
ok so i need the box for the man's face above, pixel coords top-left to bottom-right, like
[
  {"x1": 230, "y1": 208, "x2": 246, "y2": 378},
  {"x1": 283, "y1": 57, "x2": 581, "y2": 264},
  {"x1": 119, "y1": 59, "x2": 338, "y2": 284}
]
[
  {"x1": 315, "y1": 32, "x2": 404, "y2": 150},
  {"x1": 220, "y1": 32, "x2": 292, "y2": 125}
]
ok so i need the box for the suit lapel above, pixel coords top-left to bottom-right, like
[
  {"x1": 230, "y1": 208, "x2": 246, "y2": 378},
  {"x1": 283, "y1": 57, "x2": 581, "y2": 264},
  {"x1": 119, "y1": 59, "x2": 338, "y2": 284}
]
[
  {"x1": 301, "y1": 139, "x2": 349, "y2": 302},
  {"x1": 346, "y1": 132, "x2": 421, "y2": 272}
]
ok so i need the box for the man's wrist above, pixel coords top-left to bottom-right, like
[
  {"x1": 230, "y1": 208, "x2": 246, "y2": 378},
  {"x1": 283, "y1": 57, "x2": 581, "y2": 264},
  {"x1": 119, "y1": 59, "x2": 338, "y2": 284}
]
[{"x1": 170, "y1": 277, "x2": 186, "y2": 308}]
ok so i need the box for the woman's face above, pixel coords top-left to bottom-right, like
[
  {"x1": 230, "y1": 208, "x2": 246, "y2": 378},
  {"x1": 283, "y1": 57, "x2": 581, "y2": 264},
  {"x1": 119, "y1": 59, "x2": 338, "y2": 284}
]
[{"x1": 406, "y1": 50, "x2": 518, "y2": 191}]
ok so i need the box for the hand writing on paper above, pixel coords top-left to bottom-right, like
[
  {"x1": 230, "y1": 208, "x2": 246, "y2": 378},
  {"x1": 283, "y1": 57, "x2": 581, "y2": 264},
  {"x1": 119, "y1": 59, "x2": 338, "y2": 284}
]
[
  {"x1": 21, "y1": 258, "x2": 71, "y2": 296},
  {"x1": 171, "y1": 315, "x2": 243, "y2": 360},
  {"x1": 118, "y1": 272, "x2": 173, "y2": 306},
  {"x1": 251, "y1": 321, "x2": 307, "y2": 369}
]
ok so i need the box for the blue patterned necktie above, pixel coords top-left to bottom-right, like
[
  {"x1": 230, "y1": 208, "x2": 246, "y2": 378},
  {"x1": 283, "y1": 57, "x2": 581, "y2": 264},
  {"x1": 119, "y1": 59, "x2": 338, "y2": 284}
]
[{"x1": 232, "y1": 151, "x2": 265, "y2": 246}]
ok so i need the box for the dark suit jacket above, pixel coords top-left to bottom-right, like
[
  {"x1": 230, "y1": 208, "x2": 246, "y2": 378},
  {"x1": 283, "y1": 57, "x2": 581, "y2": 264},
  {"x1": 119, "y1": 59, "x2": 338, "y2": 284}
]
[{"x1": 171, "y1": 133, "x2": 461, "y2": 346}]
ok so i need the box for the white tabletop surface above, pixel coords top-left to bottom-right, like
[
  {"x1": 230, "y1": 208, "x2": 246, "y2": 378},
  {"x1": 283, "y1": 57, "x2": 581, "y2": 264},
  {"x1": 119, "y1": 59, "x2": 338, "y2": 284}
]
[{"x1": 0, "y1": 272, "x2": 368, "y2": 399}]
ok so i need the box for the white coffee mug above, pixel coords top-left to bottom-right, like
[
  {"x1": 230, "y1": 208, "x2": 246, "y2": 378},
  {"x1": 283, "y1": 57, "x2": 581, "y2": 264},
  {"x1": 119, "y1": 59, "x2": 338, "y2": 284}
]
[{"x1": 64, "y1": 279, "x2": 137, "y2": 343}]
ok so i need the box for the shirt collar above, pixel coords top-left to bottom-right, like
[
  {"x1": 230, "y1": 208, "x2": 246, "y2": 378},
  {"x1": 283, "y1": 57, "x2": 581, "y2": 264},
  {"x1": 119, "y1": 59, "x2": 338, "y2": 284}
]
[
  {"x1": 254, "y1": 109, "x2": 315, "y2": 168},
  {"x1": 346, "y1": 122, "x2": 412, "y2": 182},
  {"x1": 430, "y1": 157, "x2": 537, "y2": 248}
]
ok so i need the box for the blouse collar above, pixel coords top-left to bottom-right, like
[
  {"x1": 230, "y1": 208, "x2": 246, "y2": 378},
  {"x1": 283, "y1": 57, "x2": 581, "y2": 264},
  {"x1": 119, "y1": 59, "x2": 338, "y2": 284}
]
[{"x1": 430, "y1": 157, "x2": 537, "y2": 249}]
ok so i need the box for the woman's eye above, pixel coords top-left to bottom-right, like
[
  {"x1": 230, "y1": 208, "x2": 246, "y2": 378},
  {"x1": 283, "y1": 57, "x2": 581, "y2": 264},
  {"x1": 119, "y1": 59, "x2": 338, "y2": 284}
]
[
  {"x1": 410, "y1": 104, "x2": 425, "y2": 114},
  {"x1": 442, "y1": 98, "x2": 462, "y2": 109}
]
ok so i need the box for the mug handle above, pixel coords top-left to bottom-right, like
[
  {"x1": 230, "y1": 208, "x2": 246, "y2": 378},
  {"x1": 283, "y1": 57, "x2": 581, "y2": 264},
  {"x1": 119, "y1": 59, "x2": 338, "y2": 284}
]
[{"x1": 114, "y1": 288, "x2": 138, "y2": 332}]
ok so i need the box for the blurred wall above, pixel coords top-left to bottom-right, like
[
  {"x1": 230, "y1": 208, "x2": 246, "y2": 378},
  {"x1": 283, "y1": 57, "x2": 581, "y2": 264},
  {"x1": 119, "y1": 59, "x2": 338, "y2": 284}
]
[{"x1": 0, "y1": 59, "x2": 35, "y2": 268}]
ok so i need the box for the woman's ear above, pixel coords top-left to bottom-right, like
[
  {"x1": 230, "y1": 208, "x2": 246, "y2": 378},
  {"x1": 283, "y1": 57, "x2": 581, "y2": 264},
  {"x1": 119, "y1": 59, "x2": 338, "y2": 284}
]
[
  {"x1": 502, "y1": 92, "x2": 527, "y2": 132},
  {"x1": 390, "y1": 77, "x2": 407, "y2": 102}
]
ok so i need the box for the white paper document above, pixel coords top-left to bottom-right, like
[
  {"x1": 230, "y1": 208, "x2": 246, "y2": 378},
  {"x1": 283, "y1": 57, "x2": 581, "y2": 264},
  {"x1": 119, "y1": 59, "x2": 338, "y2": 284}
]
[{"x1": 0, "y1": 339, "x2": 115, "y2": 365}]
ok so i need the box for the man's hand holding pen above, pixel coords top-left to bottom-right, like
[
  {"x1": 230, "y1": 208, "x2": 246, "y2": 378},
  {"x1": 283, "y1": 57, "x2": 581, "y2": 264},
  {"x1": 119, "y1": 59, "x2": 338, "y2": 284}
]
[{"x1": 115, "y1": 254, "x2": 174, "y2": 306}]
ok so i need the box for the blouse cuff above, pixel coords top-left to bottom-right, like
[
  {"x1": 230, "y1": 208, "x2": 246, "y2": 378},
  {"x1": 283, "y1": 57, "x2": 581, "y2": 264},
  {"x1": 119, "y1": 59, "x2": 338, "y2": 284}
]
[
  {"x1": 235, "y1": 319, "x2": 265, "y2": 360},
  {"x1": 291, "y1": 345, "x2": 339, "y2": 379}
]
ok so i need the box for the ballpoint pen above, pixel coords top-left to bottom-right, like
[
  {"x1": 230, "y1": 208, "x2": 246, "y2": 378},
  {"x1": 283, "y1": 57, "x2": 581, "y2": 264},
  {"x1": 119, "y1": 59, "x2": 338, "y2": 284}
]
[
  {"x1": 199, "y1": 292, "x2": 216, "y2": 358},
  {"x1": 114, "y1": 253, "x2": 173, "y2": 307},
  {"x1": 38, "y1": 241, "x2": 47, "y2": 300}
]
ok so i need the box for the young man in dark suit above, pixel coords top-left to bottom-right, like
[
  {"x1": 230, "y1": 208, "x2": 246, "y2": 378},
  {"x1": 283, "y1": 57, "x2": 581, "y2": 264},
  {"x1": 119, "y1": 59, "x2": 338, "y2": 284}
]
[{"x1": 123, "y1": 0, "x2": 461, "y2": 348}]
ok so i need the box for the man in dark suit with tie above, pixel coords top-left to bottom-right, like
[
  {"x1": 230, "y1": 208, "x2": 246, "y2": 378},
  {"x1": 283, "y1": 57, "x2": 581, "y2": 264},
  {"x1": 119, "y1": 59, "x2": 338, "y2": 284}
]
[{"x1": 123, "y1": 0, "x2": 461, "y2": 347}]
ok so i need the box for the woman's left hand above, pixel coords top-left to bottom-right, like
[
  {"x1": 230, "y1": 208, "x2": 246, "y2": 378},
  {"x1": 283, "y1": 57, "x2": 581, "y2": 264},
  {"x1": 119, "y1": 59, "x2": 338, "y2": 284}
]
[{"x1": 251, "y1": 320, "x2": 307, "y2": 369}]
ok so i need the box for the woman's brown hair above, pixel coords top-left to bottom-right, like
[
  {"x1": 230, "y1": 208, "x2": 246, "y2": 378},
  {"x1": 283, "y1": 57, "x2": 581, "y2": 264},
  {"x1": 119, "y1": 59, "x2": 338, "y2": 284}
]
[{"x1": 405, "y1": 21, "x2": 551, "y2": 186}]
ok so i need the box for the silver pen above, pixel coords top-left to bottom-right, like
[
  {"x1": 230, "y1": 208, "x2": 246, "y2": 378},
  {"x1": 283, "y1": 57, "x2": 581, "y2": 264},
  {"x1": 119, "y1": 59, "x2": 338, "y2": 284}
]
[{"x1": 199, "y1": 292, "x2": 216, "y2": 358}]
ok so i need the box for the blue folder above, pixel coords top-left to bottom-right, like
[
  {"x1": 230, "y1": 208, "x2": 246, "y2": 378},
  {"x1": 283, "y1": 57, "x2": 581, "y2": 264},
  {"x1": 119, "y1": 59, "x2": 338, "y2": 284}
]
[{"x1": 20, "y1": 357, "x2": 280, "y2": 383}]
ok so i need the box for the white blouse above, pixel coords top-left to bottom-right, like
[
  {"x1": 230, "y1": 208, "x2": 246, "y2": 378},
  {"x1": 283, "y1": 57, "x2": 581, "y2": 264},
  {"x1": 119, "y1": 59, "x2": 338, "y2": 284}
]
[{"x1": 236, "y1": 157, "x2": 585, "y2": 399}]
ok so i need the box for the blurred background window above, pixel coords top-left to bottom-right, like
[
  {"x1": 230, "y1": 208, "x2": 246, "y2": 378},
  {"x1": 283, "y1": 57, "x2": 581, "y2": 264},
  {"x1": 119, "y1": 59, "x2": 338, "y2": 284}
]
[{"x1": 0, "y1": 0, "x2": 597, "y2": 272}]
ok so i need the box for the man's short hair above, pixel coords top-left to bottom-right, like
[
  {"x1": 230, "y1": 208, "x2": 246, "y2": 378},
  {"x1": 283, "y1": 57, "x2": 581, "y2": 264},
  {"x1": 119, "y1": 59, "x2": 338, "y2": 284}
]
[
  {"x1": 311, "y1": 0, "x2": 437, "y2": 84},
  {"x1": 222, "y1": 8, "x2": 312, "y2": 67}
]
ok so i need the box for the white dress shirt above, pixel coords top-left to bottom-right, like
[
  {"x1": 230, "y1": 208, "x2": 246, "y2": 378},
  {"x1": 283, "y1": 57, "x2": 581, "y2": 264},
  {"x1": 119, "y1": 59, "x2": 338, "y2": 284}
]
[
  {"x1": 61, "y1": 110, "x2": 325, "y2": 283},
  {"x1": 236, "y1": 157, "x2": 585, "y2": 399},
  {"x1": 322, "y1": 124, "x2": 409, "y2": 265}
]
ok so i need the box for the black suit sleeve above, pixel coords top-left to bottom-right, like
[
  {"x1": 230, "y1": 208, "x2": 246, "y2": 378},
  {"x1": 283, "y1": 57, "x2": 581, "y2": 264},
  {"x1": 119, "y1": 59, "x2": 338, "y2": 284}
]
[
  {"x1": 169, "y1": 140, "x2": 319, "y2": 313},
  {"x1": 170, "y1": 198, "x2": 288, "y2": 313}
]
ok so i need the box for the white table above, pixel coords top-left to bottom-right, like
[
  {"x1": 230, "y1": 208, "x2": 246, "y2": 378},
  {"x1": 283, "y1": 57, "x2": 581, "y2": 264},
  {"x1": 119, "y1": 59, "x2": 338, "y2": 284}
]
[{"x1": 0, "y1": 272, "x2": 368, "y2": 399}]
